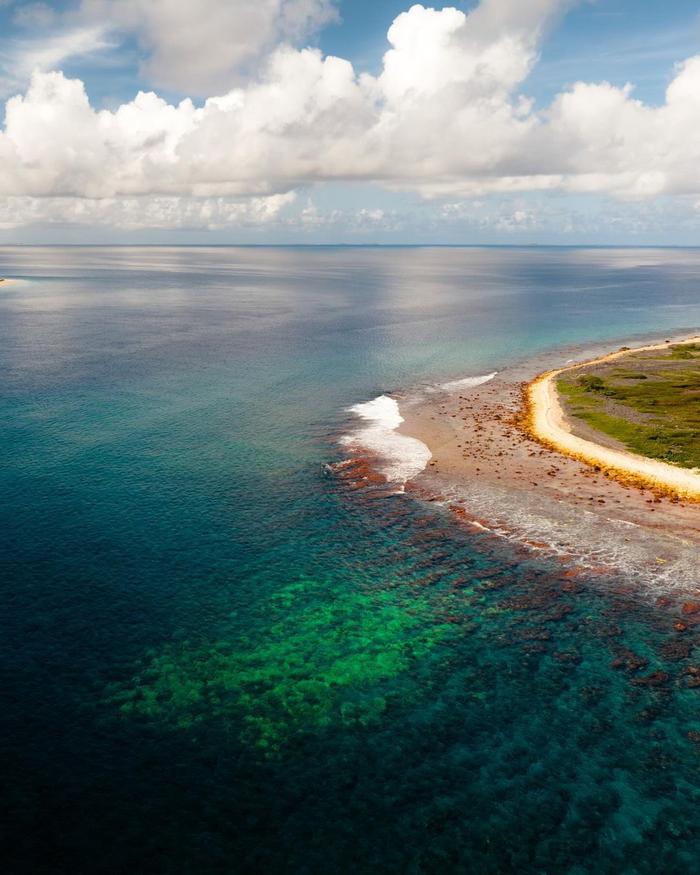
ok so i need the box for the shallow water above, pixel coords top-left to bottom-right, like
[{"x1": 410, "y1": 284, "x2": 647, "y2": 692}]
[{"x1": 2, "y1": 246, "x2": 700, "y2": 873}]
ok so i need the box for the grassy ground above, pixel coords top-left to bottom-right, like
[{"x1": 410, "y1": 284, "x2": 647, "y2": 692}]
[{"x1": 557, "y1": 343, "x2": 700, "y2": 469}]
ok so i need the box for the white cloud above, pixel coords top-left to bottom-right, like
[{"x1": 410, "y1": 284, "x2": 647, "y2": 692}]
[
  {"x1": 378, "y1": 0, "x2": 567, "y2": 103},
  {"x1": 0, "y1": 25, "x2": 113, "y2": 97},
  {"x1": 0, "y1": 1, "x2": 567, "y2": 199},
  {"x1": 493, "y1": 208, "x2": 537, "y2": 231},
  {"x1": 3, "y1": 0, "x2": 700, "y2": 234},
  {"x1": 79, "y1": 0, "x2": 339, "y2": 94},
  {"x1": 0, "y1": 192, "x2": 296, "y2": 229},
  {"x1": 295, "y1": 198, "x2": 394, "y2": 232}
]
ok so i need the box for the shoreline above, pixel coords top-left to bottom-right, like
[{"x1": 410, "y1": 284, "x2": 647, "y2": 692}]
[
  {"x1": 524, "y1": 336, "x2": 700, "y2": 502},
  {"x1": 391, "y1": 332, "x2": 700, "y2": 586}
]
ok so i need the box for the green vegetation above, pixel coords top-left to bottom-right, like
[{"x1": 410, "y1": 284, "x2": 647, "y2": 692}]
[
  {"x1": 670, "y1": 343, "x2": 700, "y2": 360},
  {"x1": 106, "y1": 580, "x2": 456, "y2": 753},
  {"x1": 557, "y1": 344, "x2": 700, "y2": 468}
]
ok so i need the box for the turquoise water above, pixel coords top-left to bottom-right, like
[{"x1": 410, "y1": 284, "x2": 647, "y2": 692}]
[{"x1": 2, "y1": 246, "x2": 700, "y2": 873}]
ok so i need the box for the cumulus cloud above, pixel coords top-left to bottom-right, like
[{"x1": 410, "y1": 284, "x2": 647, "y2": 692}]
[
  {"x1": 0, "y1": 1, "x2": 569, "y2": 199},
  {"x1": 79, "y1": 0, "x2": 340, "y2": 93},
  {"x1": 2, "y1": 0, "x2": 700, "y2": 233},
  {"x1": 541, "y1": 57, "x2": 700, "y2": 197}
]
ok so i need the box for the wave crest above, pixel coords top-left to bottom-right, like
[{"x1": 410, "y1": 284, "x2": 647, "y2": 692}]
[{"x1": 341, "y1": 395, "x2": 431, "y2": 487}]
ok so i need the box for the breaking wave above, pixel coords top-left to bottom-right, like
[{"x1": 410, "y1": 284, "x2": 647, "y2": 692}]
[{"x1": 341, "y1": 395, "x2": 431, "y2": 487}]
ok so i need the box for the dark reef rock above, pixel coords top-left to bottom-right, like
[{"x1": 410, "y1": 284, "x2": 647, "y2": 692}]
[
  {"x1": 553, "y1": 650, "x2": 582, "y2": 665},
  {"x1": 611, "y1": 649, "x2": 648, "y2": 673},
  {"x1": 631, "y1": 671, "x2": 671, "y2": 688},
  {"x1": 658, "y1": 640, "x2": 693, "y2": 661},
  {"x1": 518, "y1": 627, "x2": 552, "y2": 642}
]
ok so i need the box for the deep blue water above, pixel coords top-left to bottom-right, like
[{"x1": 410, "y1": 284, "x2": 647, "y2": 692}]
[{"x1": 2, "y1": 246, "x2": 700, "y2": 873}]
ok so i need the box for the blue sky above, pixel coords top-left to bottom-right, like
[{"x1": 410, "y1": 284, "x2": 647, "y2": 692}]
[
  {"x1": 323, "y1": 1, "x2": 700, "y2": 106},
  {"x1": 2, "y1": 0, "x2": 700, "y2": 244},
  {"x1": 4, "y1": 1, "x2": 700, "y2": 111}
]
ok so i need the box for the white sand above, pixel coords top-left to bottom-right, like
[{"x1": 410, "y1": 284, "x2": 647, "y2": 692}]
[{"x1": 527, "y1": 337, "x2": 700, "y2": 501}]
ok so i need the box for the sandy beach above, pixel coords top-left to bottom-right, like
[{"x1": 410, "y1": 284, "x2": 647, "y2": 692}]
[
  {"x1": 396, "y1": 334, "x2": 700, "y2": 586},
  {"x1": 525, "y1": 336, "x2": 700, "y2": 502}
]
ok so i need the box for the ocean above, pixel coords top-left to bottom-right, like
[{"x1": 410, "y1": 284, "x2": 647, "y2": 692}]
[{"x1": 2, "y1": 245, "x2": 700, "y2": 873}]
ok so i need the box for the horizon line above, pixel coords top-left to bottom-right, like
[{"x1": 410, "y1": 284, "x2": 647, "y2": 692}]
[{"x1": 2, "y1": 243, "x2": 700, "y2": 250}]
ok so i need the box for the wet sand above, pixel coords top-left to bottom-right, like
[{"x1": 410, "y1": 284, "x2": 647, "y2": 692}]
[{"x1": 398, "y1": 334, "x2": 700, "y2": 587}]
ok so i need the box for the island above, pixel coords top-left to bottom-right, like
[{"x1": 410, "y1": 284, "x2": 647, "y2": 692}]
[
  {"x1": 391, "y1": 332, "x2": 700, "y2": 583},
  {"x1": 526, "y1": 338, "x2": 700, "y2": 502}
]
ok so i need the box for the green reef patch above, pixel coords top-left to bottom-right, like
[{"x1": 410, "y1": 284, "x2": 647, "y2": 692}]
[
  {"x1": 106, "y1": 581, "x2": 456, "y2": 753},
  {"x1": 557, "y1": 343, "x2": 700, "y2": 468}
]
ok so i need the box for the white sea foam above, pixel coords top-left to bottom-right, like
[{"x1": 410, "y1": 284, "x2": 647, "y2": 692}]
[
  {"x1": 420, "y1": 473, "x2": 700, "y2": 592},
  {"x1": 439, "y1": 372, "x2": 497, "y2": 392},
  {"x1": 342, "y1": 395, "x2": 431, "y2": 486}
]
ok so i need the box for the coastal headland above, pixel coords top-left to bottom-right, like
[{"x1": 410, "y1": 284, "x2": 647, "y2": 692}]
[{"x1": 393, "y1": 334, "x2": 700, "y2": 583}]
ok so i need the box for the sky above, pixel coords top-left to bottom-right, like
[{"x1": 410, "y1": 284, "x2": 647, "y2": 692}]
[{"x1": 1, "y1": 0, "x2": 700, "y2": 244}]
